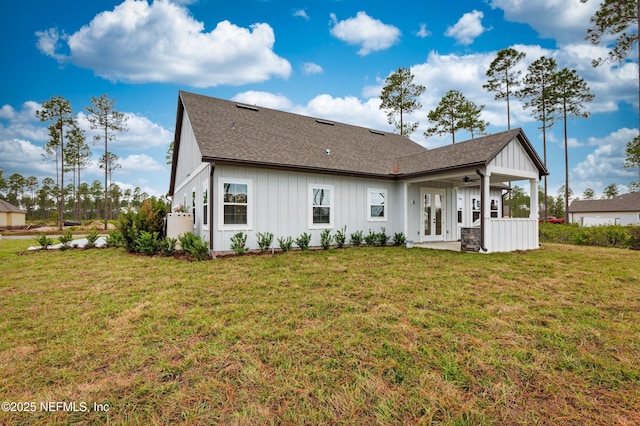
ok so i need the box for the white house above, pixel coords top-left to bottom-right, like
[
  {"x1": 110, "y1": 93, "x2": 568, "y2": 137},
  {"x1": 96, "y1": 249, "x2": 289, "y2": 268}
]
[
  {"x1": 569, "y1": 192, "x2": 640, "y2": 226},
  {"x1": 168, "y1": 91, "x2": 548, "y2": 253}
]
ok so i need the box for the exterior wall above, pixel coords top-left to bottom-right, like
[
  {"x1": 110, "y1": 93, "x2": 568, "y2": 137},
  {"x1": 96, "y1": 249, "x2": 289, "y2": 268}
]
[
  {"x1": 487, "y1": 218, "x2": 538, "y2": 252},
  {"x1": 211, "y1": 165, "x2": 404, "y2": 252},
  {"x1": 405, "y1": 181, "x2": 457, "y2": 243},
  {"x1": 570, "y1": 211, "x2": 640, "y2": 226},
  {"x1": 488, "y1": 139, "x2": 538, "y2": 176},
  {"x1": 0, "y1": 212, "x2": 6, "y2": 227},
  {"x1": 456, "y1": 187, "x2": 503, "y2": 239},
  {"x1": 0, "y1": 212, "x2": 26, "y2": 227},
  {"x1": 173, "y1": 110, "x2": 204, "y2": 204}
]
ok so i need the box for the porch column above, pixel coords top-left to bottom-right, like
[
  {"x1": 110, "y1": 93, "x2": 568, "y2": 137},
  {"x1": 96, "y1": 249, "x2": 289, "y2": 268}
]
[
  {"x1": 483, "y1": 169, "x2": 492, "y2": 252},
  {"x1": 529, "y1": 178, "x2": 539, "y2": 219}
]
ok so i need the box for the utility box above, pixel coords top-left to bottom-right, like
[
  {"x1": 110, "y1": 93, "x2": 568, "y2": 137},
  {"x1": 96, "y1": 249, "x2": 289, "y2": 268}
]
[{"x1": 166, "y1": 213, "x2": 193, "y2": 241}]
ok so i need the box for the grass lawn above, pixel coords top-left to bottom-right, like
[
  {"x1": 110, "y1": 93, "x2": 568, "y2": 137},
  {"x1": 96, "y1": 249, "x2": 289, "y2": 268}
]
[{"x1": 0, "y1": 240, "x2": 639, "y2": 425}]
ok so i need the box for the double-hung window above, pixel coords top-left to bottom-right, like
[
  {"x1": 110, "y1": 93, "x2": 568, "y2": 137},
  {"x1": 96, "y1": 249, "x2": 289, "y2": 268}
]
[
  {"x1": 202, "y1": 180, "x2": 209, "y2": 228},
  {"x1": 219, "y1": 179, "x2": 251, "y2": 229},
  {"x1": 310, "y1": 184, "x2": 333, "y2": 228},
  {"x1": 368, "y1": 189, "x2": 387, "y2": 221}
]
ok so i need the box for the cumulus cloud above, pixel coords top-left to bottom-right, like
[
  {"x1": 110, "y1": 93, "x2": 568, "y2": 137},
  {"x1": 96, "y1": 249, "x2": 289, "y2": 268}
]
[
  {"x1": 292, "y1": 94, "x2": 389, "y2": 130},
  {"x1": 489, "y1": 0, "x2": 598, "y2": 45},
  {"x1": 416, "y1": 23, "x2": 431, "y2": 38},
  {"x1": 0, "y1": 101, "x2": 50, "y2": 142},
  {"x1": 76, "y1": 111, "x2": 172, "y2": 150},
  {"x1": 293, "y1": 9, "x2": 309, "y2": 20},
  {"x1": 445, "y1": 10, "x2": 488, "y2": 45},
  {"x1": 301, "y1": 62, "x2": 323, "y2": 75},
  {"x1": 119, "y1": 154, "x2": 166, "y2": 174},
  {"x1": 232, "y1": 91, "x2": 293, "y2": 110},
  {"x1": 329, "y1": 11, "x2": 401, "y2": 56},
  {"x1": 35, "y1": 0, "x2": 291, "y2": 87}
]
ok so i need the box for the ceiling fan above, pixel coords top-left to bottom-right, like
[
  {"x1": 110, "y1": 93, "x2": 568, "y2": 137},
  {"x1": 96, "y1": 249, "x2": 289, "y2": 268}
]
[{"x1": 462, "y1": 175, "x2": 480, "y2": 183}]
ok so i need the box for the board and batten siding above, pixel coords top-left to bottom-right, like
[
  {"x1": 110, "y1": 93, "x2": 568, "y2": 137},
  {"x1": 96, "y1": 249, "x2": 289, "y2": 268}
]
[
  {"x1": 488, "y1": 139, "x2": 539, "y2": 178},
  {"x1": 212, "y1": 165, "x2": 403, "y2": 252},
  {"x1": 173, "y1": 110, "x2": 204, "y2": 200}
]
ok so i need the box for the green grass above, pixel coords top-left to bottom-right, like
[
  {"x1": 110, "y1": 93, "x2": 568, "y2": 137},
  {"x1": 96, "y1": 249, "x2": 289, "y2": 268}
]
[{"x1": 0, "y1": 240, "x2": 639, "y2": 425}]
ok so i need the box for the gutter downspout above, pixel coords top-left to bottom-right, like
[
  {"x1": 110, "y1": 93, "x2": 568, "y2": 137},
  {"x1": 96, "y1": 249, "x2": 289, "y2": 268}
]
[
  {"x1": 209, "y1": 163, "x2": 215, "y2": 254},
  {"x1": 476, "y1": 168, "x2": 488, "y2": 252}
]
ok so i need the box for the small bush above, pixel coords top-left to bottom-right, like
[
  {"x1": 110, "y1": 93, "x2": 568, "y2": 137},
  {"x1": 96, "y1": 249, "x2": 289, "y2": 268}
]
[
  {"x1": 34, "y1": 234, "x2": 53, "y2": 250},
  {"x1": 320, "y1": 229, "x2": 333, "y2": 250},
  {"x1": 378, "y1": 227, "x2": 390, "y2": 246},
  {"x1": 135, "y1": 231, "x2": 160, "y2": 256},
  {"x1": 230, "y1": 232, "x2": 248, "y2": 255},
  {"x1": 364, "y1": 229, "x2": 378, "y2": 246},
  {"x1": 58, "y1": 230, "x2": 73, "y2": 250},
  {"x1": 278, "y1": 236, "x2": 293, "y2": 252},
  {"x1": 256, "y1": 232, "x2": 274, "y2": 253},
  {"x1": 393, "y1": 232, "x2": 406, "y2": 246},
  {"x1": 159, "y1": 237, "x2": 178, "y2": 256},
  {"x1": 335, "y1": 226, "x2": 347, "y2": 248},
  {"x1": 85, "y1": 229, "x2": 100, "y2": 249},
  {"x1": 350, "y1": 230, "x2": 363, "y2": 246},
  {"x1": 106, "y1": 230, "x2": 125, "y2": 248},
  {"x1": 628, "y1": 226, "x2": 640, "y2": 250},
  {"x1": 295, "y1": 232, "x2": 311, "y2": 251},
  {"x1": 179, "y1": 232, "x2": 210, "y2": 261}
]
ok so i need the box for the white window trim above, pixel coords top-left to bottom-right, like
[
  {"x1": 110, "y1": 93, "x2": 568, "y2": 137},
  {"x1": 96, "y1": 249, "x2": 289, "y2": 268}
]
[
  {"x1": 218, "y1": 178, "x2": 252, "y2": 231},
  {"x1": 309, "y1": 184, "x2": 334, "y2": 229},
  {"x1": 192, "y1": 186, "x2": 197, "y2": 226},
  {"x1": 367, "y1": 188, "x2": 387, "y2": 222},
  {"x1": 202, "y1": 179, "x2": 209, "y2": 230}
]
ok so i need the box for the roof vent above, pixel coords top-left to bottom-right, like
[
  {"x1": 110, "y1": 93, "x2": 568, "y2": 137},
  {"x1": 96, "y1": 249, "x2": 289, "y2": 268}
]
[
  {"x1": 316, "y1": 119, "x2": 335, "y2": 126},
  {"x1": 369, "y1": 129, "x2": 385, "y2": 136},
  {"x1": 236, "y1": 104, "x2": 259, "y2": 112}
]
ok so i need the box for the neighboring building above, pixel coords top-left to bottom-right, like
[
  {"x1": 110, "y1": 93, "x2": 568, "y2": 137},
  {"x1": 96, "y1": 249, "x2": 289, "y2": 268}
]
[
  {"x1": 569, "y1": 192, "x2": 640, "y2": 226},
  {"x1": 0, "y1": 200, "x2": 26, "y2": 228},
  {"x1": 168, "y1": 91, "x2": 548, "y2": 253}
]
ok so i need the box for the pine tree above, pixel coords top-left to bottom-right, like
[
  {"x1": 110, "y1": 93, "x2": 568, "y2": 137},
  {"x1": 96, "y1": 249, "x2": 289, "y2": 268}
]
[
  {"x1": 380, "y1": 67, "x2": 426, "y2": 136},
  {"x1": 483, "y1": 48, "x2": 526, "y2": 130}
]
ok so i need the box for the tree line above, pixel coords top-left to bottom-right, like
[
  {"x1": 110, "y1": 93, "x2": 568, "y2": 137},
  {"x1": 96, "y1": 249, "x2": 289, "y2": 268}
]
[
  {"x1": 0, "y1": 166, "x2": 151, "y2": 223},
  {"x1": 1, "y1": 94, "x2": 130, "y2": 228}
]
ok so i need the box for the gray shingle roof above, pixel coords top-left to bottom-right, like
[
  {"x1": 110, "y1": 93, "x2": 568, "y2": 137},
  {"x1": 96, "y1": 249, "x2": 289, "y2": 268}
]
[
  {"x1": 569, "y1": 192, "x2": 640, "y2": 213},
  {"x1": 170, "y1": 91, "x2": 547, "y2": 193},
  {"x1": 0, "y1": 199, "x2": 25, "y2": 214}
]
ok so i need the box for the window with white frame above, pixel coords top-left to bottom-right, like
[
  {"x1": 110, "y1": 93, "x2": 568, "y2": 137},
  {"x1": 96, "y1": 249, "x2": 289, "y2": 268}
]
[
  {"x1": 202, "y1": 180, "x2": 209, "y2": 228},
  {"x1": 310, "y1": 184, "x2": 333, "y2": 228},
  {"x1": 192, "y1": 187, "x2": 197, "y2": 224},
  {"x1": 368, "y1": 189, "x2": 387, "y2": 221},
  {"x1": 219, "y1": 180, "x2": 251, "y2": 228}
]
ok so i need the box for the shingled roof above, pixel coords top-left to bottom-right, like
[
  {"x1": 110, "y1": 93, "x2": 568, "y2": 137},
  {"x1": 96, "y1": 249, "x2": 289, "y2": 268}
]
[
  {"x1": 569, "y1": 192, "x2": 640, "y2": 213},
  {"x1": 0, "y1": 199, "x2": 25, "y2": 214},
  {"x1": 171, "y1": 91, "x2": 547, "y2": 188}
]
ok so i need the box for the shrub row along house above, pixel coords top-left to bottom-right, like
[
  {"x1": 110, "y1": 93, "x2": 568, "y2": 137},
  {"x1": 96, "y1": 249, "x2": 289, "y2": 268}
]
[{"x1": 168, "y1": 91, "x2": 548, "y2": 253}]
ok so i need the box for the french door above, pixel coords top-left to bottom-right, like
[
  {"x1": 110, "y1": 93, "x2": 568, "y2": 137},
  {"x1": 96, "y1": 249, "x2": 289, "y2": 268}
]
[{"x1": 421, "y1": 188, "x2": 445, "y2": 242}]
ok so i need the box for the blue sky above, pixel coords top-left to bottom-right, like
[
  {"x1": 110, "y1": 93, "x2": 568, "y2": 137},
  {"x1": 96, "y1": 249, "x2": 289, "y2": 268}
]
[{"x1": 1, "y1": 0, "x2": 637, "y2": 200}]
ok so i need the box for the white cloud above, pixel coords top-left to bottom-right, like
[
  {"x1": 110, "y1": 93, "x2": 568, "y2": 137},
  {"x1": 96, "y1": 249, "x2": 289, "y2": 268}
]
[
  {"x1": 119, "y1": 154, "x2": 166, "y2": 174},
  {"x1": 301, "y1": 62, "x2": 323, "y2": 75},
  {"x1": 445, "y1": 10, "x2": 488, "y2": 45},
  {"x1": 489, "y1": 0, "x2": 599, "y2": 45},
  {"x1": 0, "y1": 139, "x2": 51, "y2": 177},
  {"x1": 77, "y1": 112, "x2": 172, "y2": 150},
  {"x1": 416, "y1": 23, "x2": 431, "y2": 38},
  {"x1": 36, "y1": 0, "x2": 291, "y2": 87},
  {"x1": 572, "y1": 128, "x2": 638, "y2": 191},
  {"x1": 292, "y1": 94, "x2": 389, "y2": 131},
  {"x1": 329, "y1": 11, "x2": 401, "y2": 56},
  {"x1": 232, "y1": 91, "x2": 293, "y2": 110},
  {"x1": 293, "y1": 9, "x2": 309, "y2": 20},
  {"x1": 0, "y1": 101, "x2": 49, "y2": 142}
]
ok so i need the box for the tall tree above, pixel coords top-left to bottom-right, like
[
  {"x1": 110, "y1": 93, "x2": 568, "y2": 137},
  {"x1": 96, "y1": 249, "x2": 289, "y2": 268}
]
[
  {"x1": 7, "y1": 173, "x2": 25, "y2": 207},
  {"x1": 86, "y1": 94, "x2": 128, "y2": 230},
  {"x1": 65, "y1": 125, "x2": 91, "y2": 220},
  {"x1": 424, "y1": 90, "x2": 485, "y2": 143},
  {"x1": 461, "y1": 99, "x2": 489, "y2": 139},
  {"x1": 582, "y1": 188, "x2": 596, "y2": 199},
  {"x1": 36, "y1": 96, "x2": 76, "y2": 229},
  {"x1": 553, "y1": 68, "x2": 595, "y2": 222},
  {"x1": 99, "y1": 152, "x2": 121, "y2": 222},
  {"x1": 483, "y1": 48, "x2": 526, "y2": 130},
  {"x1": 581, "y1": 0, "x2": 639, "y2": 130},
  {"x1": 0, "y1": 168, "x2": 6, "y2": 199},
  {"x1": 517, "y1": 56, "x2": 559, "y2": 220},
  {"x1": 603, "y1": 183, "x2": 620, "y2": 198},
  {"x1": 624, "y1": 134, "x2": 640, "y2": 184},
  {"x1": 380, "y1": 67, "x2": 426, "y2": 136}
]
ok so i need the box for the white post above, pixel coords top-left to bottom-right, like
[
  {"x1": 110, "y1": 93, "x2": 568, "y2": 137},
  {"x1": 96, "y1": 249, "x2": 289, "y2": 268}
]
[
  {"x1": 529, "y1": 178, "x2": 539, "y2": 219},
  {"x1": 483, "y1": 169, "x2": 492, "y2": 252}
]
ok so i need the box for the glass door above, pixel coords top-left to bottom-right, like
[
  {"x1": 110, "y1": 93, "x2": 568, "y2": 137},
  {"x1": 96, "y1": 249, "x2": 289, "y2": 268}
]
[{"x1": 421, "y1": 188, "x2": 445, "y2": 242}]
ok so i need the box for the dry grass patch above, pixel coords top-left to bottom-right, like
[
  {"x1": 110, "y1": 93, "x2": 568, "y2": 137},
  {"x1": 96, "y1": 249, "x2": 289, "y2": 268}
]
[{"x1": 0, "y1": 239, "x2": 639, "y2": 424}]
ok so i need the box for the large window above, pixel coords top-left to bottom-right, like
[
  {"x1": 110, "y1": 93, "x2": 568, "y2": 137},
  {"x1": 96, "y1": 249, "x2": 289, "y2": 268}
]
[
  {"x1": 368, "y1": 189, "x2": 387, "y2": 221},
  {"x1": 310, "y1": 184, "x2": 333, "y2": 228},
  {"x1": 219, "y1": 179, "x2": 252, "y2": 229}
]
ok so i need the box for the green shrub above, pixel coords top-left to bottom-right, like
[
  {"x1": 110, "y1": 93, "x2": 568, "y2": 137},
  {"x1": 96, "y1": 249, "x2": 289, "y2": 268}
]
[
  {"x1": 350, "y1": 230, "x2": 363, "y2": 246},
  {"x1": 295, "y1": 232, "x2": 311, "y2": 251},
  {"x1": 364, "y1": 229, "x2": 378, "y2": 246},
  {"x1": 58, "y1": 230, "x2": 73, "y2": 250},
  {"x1": 230, "y1": 232, "x2": 248, "y2": 255},
  {"x1": 278, "y1": 236, "x2": 293, "y2": 252},
  {"x1": 628, "y1": 226, "x2": 640, "y2": 249},
  {"x1": 378, "y1": 227, "x2": 390, "y2": 246},
  {"x1": 33, "y1": 234, "x2": 53, "y2": 250},
  {"x1": 85, "y1": 229, "x2": 100, "y2": 249},
  {"x1": 159, "y1": 237, "x2": 178, "y2": 256},
  {"x1": 106, "y1": 230, "x2": 125, "y2": 248},
  {"x1": 256, "y1": 232, "x2": 274, "y2": 253},
  {"x1": 320, "y1": 229, "x2": 333, "y2": 250},
  {"x1": 334, "y1": 226, "x2": 347, "y2": 248},
  {"x1": 539, "y1": 223, "x2": 640, "y2": 249},
  {"x1": 179, "y1": 232, "x2": 210, "y2": 261},
  {"x1": 135, "y1": 231, "x2": 160, "y2": 256},
  {"x1": 393, "y1": 232, "x2": 406, "y2": 246},
  {"x1": 117, "y1": 197, "x2": 169, "y2": 252}
]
